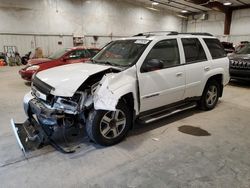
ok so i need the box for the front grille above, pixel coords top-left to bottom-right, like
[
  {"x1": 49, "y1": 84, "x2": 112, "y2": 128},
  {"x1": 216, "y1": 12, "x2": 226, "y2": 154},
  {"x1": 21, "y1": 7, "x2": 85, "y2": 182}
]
[
  {"x1": 33, "y1": 76, "x2": 54, "y2": 95},
  {"x1": 230, "y1": 60, "x2": 250, "y2": 70},
  {"x1": 32, "y1": 76, "x2": 55, "y2": 105}
]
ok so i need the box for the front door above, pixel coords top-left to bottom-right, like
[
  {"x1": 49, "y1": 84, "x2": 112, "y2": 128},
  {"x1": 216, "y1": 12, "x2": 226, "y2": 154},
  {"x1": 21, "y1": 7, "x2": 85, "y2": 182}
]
[{"x1": 138, "y1": 39, "x2": 186, "y2": 112}]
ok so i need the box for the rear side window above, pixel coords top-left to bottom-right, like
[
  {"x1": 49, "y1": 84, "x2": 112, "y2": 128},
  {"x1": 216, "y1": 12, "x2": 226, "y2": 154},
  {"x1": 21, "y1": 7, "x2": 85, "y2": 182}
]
[
  {"x1": 182, "y1": 38, "x2": 207, "y2": 64},
  {"x1": 203, "y1": 38, "x2": 227, "y2": 59}
]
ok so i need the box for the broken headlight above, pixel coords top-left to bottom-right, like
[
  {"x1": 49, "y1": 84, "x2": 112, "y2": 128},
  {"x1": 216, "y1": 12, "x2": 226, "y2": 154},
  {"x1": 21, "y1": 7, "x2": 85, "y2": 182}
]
[{"x1": 53, "y1": 97, "x2": 79, "y2": 114}]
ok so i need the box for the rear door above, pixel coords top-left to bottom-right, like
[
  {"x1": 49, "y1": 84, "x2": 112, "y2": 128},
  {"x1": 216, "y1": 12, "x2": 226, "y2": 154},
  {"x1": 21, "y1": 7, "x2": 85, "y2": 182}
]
[
  {"x1": 181, "y1": 37, "x2": 210, "y2": 98},
  {"x1": 138, "y1": 39, "x2": 186, "y2": 112}
]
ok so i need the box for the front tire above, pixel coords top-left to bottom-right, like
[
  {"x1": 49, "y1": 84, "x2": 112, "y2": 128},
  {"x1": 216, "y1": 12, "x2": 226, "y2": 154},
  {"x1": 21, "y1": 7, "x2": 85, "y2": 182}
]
[
  {"x1": 86, "y1": 101, "x2": 131, "y2": 146},
  {"x1": 199, "y1": 80, "x2": 220, "y2": 110}
]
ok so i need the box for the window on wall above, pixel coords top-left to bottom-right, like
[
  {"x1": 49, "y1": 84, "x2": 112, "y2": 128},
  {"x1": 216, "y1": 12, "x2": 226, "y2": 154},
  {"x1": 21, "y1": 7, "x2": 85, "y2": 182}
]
[
  {"x1": 181, "y1": 38, "x2": 207, "y2": 64},
  {"x1": 203, "y1": 38, "x2": 227, "y2": 59},
  {"x1": 144, "y1": 39, "x2": 180, "y2": 69}
]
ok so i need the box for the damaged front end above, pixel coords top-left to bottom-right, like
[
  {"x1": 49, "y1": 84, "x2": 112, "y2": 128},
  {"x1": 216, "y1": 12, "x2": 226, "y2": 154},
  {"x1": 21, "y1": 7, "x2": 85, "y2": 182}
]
[{"x1": 12, "y1": 68, "x2": 119, "y2": 154}]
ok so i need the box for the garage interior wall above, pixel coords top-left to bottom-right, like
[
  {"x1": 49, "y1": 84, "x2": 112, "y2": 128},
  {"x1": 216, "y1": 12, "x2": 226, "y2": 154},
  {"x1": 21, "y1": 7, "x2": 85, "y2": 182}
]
[
  {"x1": 0, "y1": 0, "x2": 184, "y2": 56},
  {"x1": 187, "y1": 8, "x2": 250, "y2": 44}
]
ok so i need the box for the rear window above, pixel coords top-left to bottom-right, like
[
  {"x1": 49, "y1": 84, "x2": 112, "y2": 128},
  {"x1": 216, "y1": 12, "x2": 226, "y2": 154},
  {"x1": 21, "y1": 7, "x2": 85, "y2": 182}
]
[
  {"x1": 203, "y1": 38, "x2": 227, "y2": 59},
  {"x1": 181, "y1": 38, "x2": 207, "y2": 64}
]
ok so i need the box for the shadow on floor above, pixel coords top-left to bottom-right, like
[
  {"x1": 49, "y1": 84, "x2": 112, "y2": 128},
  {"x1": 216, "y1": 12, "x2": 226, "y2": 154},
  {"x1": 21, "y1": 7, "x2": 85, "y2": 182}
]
[
  {"x1": 229, "y1": 79, "x2": 250, "y2": 88},
  {"x1": 178, "y1": 125, "x2": 211, "y2": 136}
]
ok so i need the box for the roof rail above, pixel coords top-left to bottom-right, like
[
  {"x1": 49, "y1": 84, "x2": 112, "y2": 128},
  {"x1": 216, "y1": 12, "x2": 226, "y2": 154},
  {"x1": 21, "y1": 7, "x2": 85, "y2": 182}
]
[
  {"x1": 133, "y1": 31, "x2": 178, "y2": 37},
  {"x1": 177, "y1": 32, "x2": 213, "y2": 36},
  {"x1": 133, "y1": 31, "x2": 213, "y2": 37}
]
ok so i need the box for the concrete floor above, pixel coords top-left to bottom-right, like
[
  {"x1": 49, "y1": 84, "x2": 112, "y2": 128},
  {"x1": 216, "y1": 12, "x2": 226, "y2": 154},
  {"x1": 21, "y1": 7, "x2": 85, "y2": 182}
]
[{"x1": 0, "y1": 66, "x2": 250, "y2": 188}]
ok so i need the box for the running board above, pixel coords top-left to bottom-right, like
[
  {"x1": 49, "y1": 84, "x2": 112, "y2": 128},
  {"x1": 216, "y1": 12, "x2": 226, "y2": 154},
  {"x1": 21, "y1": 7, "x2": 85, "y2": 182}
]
[{"x1": 138, "y1": 102, "x2": 197, "y2": 124}]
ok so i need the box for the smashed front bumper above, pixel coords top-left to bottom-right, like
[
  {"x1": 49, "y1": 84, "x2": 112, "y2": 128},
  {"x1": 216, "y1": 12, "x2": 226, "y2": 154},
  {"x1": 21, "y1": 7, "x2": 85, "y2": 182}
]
[
  {"x1": 12, "y1": 92, "x2": 83, "y2": 154},
  {"x1": 11, "y1": 118, "x2": 49, "y2": 155}
]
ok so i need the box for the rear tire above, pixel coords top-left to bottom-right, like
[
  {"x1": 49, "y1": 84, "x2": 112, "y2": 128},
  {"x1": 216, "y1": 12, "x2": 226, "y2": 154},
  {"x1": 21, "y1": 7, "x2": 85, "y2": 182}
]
[
  {"x1": 199, "y1": 80, "x2": 220, "y2": 110},
  {"x1": 86, "y1": 101, "x2": 131, "y2": 146}
]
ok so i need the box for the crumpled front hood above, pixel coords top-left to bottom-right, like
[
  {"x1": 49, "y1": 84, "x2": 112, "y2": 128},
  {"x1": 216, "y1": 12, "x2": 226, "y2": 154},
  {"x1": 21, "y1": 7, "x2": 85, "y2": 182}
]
[{"x1": 35, "y1": 63, "x2": 114, "y2": 97}]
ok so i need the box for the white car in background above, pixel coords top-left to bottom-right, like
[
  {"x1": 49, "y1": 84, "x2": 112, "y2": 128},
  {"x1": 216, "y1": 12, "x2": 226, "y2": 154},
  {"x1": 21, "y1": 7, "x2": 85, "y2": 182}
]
[{"x1": 12, "y1": 31, "x2": 230, "y2": 152}]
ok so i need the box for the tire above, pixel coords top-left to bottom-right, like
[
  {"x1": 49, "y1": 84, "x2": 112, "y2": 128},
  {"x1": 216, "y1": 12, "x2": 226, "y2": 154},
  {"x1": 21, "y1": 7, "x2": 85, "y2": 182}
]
[
  {"x1": 199, "y1": 80, "x2": 220, "y2": 111},
  {"x1": 86, "y1": 101, "x2": 132, "y2": 146}
]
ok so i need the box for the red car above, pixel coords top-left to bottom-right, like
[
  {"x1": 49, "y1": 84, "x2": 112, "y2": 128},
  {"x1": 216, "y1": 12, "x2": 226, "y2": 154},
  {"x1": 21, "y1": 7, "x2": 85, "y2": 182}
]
[{"x1": 19, "y1": 47, "x2": 100, "y2": 81}]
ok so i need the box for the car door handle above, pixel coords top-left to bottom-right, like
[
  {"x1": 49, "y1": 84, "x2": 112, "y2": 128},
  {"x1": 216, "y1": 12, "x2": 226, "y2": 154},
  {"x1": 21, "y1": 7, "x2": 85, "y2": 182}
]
[
  {"x1": 176, "y1": 72, "x2": 183, "y2": 77},
  {"x1": 204, "y1": 66, "x2": 210, "y2": 71}
]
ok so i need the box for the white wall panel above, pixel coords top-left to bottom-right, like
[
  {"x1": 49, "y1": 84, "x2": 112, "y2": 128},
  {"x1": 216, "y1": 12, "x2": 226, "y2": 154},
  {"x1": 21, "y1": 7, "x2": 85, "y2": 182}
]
[
  {"x1": 231, "y1": 8, "x2": 250, "y2": 36},
  {"x1": 0, "y1": 34, "x2": 73, "y2": 56},
  {"x1": 0, "y1": 35, "x2": 34, "y2": 55},
  {"x1": 187, "y1": 9, "x2": 250, "y2": 44},
  {"x1": 34, "y1": 35, "x2": 73, "y2": 56},
  {"x1": 0, "y1": 0, "x2": 183, "y2": 56},
  {"x1": 187, "y1": 11, "x2": 225, "y2": 36}
]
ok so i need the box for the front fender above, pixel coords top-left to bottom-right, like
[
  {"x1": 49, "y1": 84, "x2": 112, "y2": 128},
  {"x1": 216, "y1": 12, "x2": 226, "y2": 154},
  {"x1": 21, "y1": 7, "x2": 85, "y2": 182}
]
[{"x1": 93, "y1": 67, "x2": 139, "y2": 114}]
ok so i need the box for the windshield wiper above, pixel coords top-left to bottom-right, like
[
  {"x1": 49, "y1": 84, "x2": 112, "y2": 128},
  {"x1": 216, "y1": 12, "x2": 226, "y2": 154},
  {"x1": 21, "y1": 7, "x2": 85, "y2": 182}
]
[
  {"x1": 91, "y1": 60, "x2": 126, "y2": 68},
  {"x1": 90, "y1": 59, "x2": 113, "y2": 66},
  {"x1": 103, "y1": 61, "x2": 113, "y2": 66}
]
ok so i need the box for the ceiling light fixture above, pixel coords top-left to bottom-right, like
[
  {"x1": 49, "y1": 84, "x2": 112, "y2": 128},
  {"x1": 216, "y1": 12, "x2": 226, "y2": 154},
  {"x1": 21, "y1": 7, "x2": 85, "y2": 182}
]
[
  {"x1": 223, "y1": 2, "x2": 232, "y2": 6},
  {"x1": 181, "y1": 10, "x2": 188, "y2": 13},
  {"x1": 152, "y1": 2, "x2": 159, "y2": 5}
]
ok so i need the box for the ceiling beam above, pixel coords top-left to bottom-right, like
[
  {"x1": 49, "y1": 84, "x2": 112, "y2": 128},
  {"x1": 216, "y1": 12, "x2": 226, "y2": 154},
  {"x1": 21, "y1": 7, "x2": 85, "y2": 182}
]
[
  {"x1": 170, "y1": 0, "x2": 206, "y2": 12},
  {"x1": 232, "y1": 4, "x2": 250, "y2": 10},
  {"x1": 224, "y1": 10, "x2": 232, "y2": 35},
  {"x1": 235, "y1": 0, "x2": 247, "y2": 5},
  {"x1": 185, "y1": 0, "x2": 209, "y2": 4}
]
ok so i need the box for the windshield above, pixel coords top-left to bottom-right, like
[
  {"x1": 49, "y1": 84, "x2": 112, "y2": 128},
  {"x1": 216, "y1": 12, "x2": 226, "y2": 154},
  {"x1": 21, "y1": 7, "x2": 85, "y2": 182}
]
[
  {"x1": 48, "y1": 48, "x2": 68, "y2": 59},
  {"x1": 92, "y1": 39, "x2": 150, "y2": 67},
  {"x1": 236, "y1": 44, "x2": 250, "y2": 54}
]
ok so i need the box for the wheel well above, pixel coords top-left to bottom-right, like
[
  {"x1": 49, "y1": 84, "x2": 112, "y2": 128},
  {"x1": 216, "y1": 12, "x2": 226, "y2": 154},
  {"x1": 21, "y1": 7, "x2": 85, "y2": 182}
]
[
  {"x1": 206, "y1": 74, "x2": 223, "y2": 97},
  {"x1": 120, "y1": 93, "x2": 135, "y2": 128}
]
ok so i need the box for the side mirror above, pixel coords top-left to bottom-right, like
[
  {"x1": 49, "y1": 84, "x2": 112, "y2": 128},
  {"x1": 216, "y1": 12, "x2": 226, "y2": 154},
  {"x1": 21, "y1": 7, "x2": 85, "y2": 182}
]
[{"x1": 142, "y1": 59, "x2": 164, "y2": 72}]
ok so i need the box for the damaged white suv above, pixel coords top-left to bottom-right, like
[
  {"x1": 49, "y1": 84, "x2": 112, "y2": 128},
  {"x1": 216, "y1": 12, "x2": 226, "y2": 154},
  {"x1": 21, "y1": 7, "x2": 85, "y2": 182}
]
[{"x1": 14, "y1": 32, "x2": 229, "y2": 150}]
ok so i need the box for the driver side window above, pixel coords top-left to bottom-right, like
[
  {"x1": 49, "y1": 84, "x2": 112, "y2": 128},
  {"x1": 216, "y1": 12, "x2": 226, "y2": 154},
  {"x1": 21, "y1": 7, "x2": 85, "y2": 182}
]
[
  {"x1": 144, "y1": 39, "x2": 180, "y2": 71},
  {"x1": 68, "y1": 50, "x2": 87, "y2": 59}
]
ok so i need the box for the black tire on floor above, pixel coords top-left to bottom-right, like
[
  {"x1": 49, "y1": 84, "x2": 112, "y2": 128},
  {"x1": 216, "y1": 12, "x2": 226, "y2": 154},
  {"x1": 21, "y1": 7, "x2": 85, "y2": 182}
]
[
  {"x1": 199, "y1": 79, "x2": 220, "y2": 111},
  {"x1": 86, "y1": 101, "x2": 132, "y2": 146}
]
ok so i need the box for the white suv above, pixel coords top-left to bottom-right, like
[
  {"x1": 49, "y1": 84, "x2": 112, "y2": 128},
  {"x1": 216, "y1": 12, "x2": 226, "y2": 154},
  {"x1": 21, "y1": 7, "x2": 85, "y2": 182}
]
[{"x1": 14, "y1": 32, "x2": 230, "y2": 149}]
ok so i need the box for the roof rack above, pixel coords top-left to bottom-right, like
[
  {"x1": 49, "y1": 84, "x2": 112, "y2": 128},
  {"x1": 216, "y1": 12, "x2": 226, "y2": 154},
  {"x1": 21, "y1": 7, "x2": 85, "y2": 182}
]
[
  {"x1": 178, "y1": 32, "x2": 213, "y2": 36},
  {"x1": 133, "y1": 31, "x2": 178, "y2": 37},
  {"x1": 133, "y1": 31, "x2": 213, "y2": 37}
]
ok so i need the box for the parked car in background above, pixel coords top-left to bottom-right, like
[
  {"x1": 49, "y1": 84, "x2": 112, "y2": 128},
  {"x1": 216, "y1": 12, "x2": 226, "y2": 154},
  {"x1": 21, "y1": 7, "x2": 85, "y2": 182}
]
[
  {"x1": 19, "y1": 47, "x2": 100, "y2": 81},
  {"x1": 235, "y1": 41, "x2": 249, "y2": 53},
  {"x1": 229, "y1": 43, "x2": 250, "y2": 81},
  {"x1": 221, "y1": 42, "x2": 235, "y2": 54}
]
